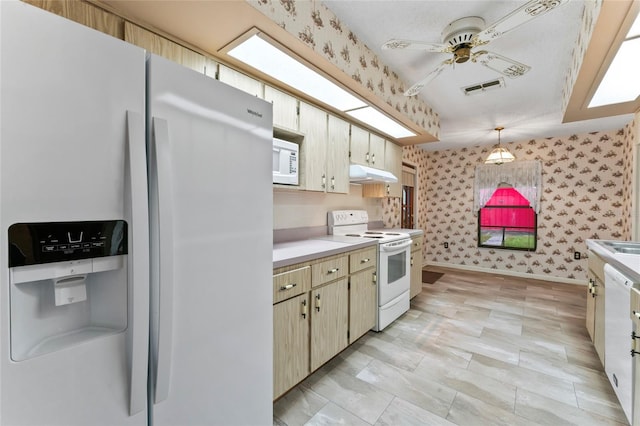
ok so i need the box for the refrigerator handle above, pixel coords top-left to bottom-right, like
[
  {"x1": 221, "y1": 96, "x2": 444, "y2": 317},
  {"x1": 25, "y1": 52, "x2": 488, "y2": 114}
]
[
  {"x1": 152, "y1": 117, "x2": 175, "y2": 404},
  {"x1": 126, "y1": 111, "x2": 150, "y2": 416}
]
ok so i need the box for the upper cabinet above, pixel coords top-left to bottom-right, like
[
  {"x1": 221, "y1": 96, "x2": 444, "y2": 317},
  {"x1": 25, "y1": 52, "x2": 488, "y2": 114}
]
[
  {"x1": 298, "y1": 102, "x2": 328, "y2": 192},
  {"x1": 368, "y1": 134, "x2": 386, "y2": 169},
  {"x1": 326, "y1": 115, "x2": 350, "y2": 194},
  {"x1": 350, "y1": 126, "x2": 386, "y2": 168},
  {"x1": 124, "y1": 23, "x2": 207, "y2": 74},
  {"x1": 385, "y1": 141, "x2": 403, "y2": 198},
  {"x1": 264, "y1": 86, "x2": 298, "y2": 132},
  {"x1": 218, "y1": 65, "x2": 263, "y2": 98}
]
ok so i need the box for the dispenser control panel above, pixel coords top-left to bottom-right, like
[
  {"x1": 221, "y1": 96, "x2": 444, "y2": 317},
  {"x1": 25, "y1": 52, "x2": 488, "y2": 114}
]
[{"x1": 8, "y1": 220, "x2": 127, "y2": 267}]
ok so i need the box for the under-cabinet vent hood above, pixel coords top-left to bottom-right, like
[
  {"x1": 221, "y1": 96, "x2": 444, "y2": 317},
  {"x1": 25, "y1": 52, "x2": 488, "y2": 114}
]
[{"x1": 349, "y1": 164, "x2": 398, "y2": 184}]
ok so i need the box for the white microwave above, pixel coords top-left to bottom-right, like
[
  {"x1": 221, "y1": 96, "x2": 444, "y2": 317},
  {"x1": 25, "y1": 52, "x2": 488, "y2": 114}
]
[{"x1": 273, "y1": 138, "x2": 298, "y2": 185}]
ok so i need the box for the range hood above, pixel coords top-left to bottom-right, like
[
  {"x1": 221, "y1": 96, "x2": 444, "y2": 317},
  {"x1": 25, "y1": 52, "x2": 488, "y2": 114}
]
[{"x1": 349, "y1": 164, "x2": 398, "y2": 184}]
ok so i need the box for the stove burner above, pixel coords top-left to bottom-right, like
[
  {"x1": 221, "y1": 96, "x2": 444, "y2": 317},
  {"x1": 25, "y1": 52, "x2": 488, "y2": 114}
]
[
  {"x1": 364, "y1": 231, "x2": 383, "y2": 235},
  {"x1": 364, "y1": 235, "x2": 384, "y2": 239},
  {"x1": 345, "y1": 234, "x2": 362, "y2": 237},
  {"x1": 386, "y1": 232, "x2": 400, "y2": 235}
]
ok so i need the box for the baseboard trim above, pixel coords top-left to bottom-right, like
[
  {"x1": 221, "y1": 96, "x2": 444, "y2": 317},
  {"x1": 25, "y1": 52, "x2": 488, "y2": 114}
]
[{"x1": 424, "y1": 261, "x2": 586, "y2": 286}]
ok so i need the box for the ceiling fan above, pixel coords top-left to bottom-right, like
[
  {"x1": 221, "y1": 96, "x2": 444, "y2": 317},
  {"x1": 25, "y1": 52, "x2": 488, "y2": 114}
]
[{"x1": 382, "y1": 0, "x2": 570, "y2": 96}]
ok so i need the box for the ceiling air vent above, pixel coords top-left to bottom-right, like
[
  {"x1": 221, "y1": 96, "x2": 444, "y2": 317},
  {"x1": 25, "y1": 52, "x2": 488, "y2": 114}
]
[{"x1": 462, "y1": 78, "x2": 505, "y2": 96}]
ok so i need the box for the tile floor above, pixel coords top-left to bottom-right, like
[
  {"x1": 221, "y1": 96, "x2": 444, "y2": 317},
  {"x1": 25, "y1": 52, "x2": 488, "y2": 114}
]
[{"x1": 273, "y1": 267, "x2": 629, "y2": 425}]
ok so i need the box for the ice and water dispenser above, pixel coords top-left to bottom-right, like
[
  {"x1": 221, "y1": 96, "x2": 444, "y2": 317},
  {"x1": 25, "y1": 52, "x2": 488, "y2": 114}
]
[{"x1": 8, "y1": 220, "x2": 128, "y2": 361}]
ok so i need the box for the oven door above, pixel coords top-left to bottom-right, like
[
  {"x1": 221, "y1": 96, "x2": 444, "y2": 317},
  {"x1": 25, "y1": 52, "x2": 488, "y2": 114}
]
[{"x1": 378, "y1": 239, "x2": 412, "y2": 306}]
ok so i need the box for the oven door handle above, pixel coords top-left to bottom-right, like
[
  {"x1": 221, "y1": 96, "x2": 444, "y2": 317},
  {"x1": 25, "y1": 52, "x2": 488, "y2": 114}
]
[{"x1": 380, "y1": 239, "x2": 412, "y2": 253}]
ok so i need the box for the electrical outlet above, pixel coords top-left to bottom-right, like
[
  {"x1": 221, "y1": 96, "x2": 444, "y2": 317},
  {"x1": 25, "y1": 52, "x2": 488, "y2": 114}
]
[
  {"x1": 444, "y1": 242, "x2": 449, "y2": 249},
  {"x1": 574, "y1": 252, "x2": 581, "y2": 260}
]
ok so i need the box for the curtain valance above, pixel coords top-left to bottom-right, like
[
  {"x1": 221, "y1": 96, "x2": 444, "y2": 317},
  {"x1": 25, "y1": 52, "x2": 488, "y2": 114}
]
[{"x1": 473, "y1": 160, "x2": 542, "y2": 213}]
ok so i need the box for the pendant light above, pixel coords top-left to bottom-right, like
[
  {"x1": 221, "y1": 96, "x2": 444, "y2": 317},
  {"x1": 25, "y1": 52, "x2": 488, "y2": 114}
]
[{"x1": 484, "y1": 126, "x2": 515, "y2": 165}]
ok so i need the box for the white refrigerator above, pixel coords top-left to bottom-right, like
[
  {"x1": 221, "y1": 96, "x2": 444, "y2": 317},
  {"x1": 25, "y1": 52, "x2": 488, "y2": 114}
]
[{"x1": 0, "y1": 2, "x2": 273, "y2": 425}]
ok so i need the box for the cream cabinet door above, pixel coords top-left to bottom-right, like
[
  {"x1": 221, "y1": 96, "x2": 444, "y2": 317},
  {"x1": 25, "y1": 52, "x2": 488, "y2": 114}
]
[
  {"x1": 594, "y1": 275, "x2": 605, "y2": 365},
  {"x1": 586, "y1": 273, "x2": 596, "y2": 342},
  {"x1": 327, "y1": 115, "x2": 350, "y2": 194},
  {"x1": 410, "y1": 249, "x2": 423, "y2": 299},
  {"x1": 368, "y1": 133, "x2": 386, "y2": 168},
  {"x1": 385, "y1": 141, "x2": 403, "y2": 198},
  {"x1": 218, "y1": 65, "x2": 263, "y2": 97},
  {"x1": 349, "y1": 269, "x2": 377, "y2": 343},
  {"x1": 124, "y1": 23, "x2": 206, "y2": 74},
  {"x1": 310, "y1": 279, "x2": 348, "y2": 371},
  {"x1": 299, "y1": 102, "x2": 328, "y2": 192},
  {"x1": 264, "y1": 86, "x2": 298, "y2": 131},
  {"x1": 350, "y1": 125, "x2": 369, "y2": 166},
  {"x1": 273, "y1": 293, "x2": 310, "y2": 400}
]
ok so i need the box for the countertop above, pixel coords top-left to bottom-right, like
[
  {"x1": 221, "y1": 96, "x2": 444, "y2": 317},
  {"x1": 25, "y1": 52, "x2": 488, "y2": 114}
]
[
  {"x1": 273, "y1": 238, "x2": 377, "y2": 269},
  {"x1": 273, "y1": 228, "x2": 424, "y2": 269},
  {"x1": 587, "y1": 239, "x2": 640, "y2": 282}
]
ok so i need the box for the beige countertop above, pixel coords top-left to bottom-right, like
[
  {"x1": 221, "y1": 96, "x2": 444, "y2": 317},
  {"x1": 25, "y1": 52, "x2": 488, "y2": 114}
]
[{"x1": 273, "y1": 238, "x2": 377, "y2": 269}]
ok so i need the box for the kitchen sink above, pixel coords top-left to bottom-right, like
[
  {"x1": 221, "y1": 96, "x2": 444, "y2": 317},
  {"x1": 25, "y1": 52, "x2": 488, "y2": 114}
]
[{"x1": 602, "y1": 241, "x2": 640, "y2": 255}]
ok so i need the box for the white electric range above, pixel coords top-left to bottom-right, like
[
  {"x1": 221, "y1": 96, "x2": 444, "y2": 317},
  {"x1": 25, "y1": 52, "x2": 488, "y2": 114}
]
[{"x1": 328, "y1": 210, "x2": 411, "y2": 331}]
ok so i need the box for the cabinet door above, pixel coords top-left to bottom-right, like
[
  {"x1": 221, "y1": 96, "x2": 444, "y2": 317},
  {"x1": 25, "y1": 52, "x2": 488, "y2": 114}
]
[
  {"x1": 586, "y1": 274, "x2": 596, "y2": 341},
  {"x1": 349, "y1": 270, "x2": 377, "y2": 343},
  {"x1": 299, "y1": 102, "x2": 328, "y2": 192},
  {"x1": 385, "y1": 141, "x2": 403, "y2": 198},
  {"x1": 311, "y1": 279, "x2": 348, "y2": 371},
  {"x1": 410, "y1": 249, "x2": 423, "y2": 299},
  {"x1": 594, "y1": 275, "x2": 605, "y2": 365},
  {"x1": 368, "y1": 133, "x2": 386, "y2": 168},
  {"x1": 264, "y1": 86, "x2": 298, "y2": 131},
  {"x1": 326, "y1": 115, "x2": 350, "y2": 194},
  {"x1": 273, "y1": 293, "x2": 310, "y2": 399},
  {"x1": 218, "y1": 65, "x2": 263, "y2": 97},
  {"x1": 350, "y1": 125, "x2": 369, "y2": 166},
  {"x1": 124, "y1": 23, "x2": 206, "y2": 73}
]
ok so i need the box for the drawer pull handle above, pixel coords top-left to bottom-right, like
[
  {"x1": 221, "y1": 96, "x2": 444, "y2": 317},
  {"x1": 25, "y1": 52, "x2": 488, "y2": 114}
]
[
  {"x1": 634, "y1": 310, "x2": 640, "y2": 320},
  {"x1": 360, "y1": 258, "x2": 370, "y2": 264},
  {"x1": 327, "y1": 268, "x2": 339, "y2": 274},
  {"x1": 632, "y1": 331, "x2": 640, "y2": 357},
  {"x1": 280, "y1": 283, "x2": 297, "y2": 291},
  {"x1": 301, "y1": 299, "x2": 307, "y2": 319},
  {"x1": 315, "y1": 294, "x2": 321, "y2": 312},
  {"x1": 373, "y1": 272, "x2": 377, "y2": 284}
]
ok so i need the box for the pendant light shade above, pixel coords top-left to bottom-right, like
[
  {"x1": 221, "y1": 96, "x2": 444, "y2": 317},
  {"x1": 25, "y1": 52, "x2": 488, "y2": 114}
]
[{"x1": 485, "y1": 126, "x2": 515, "y2": 165}]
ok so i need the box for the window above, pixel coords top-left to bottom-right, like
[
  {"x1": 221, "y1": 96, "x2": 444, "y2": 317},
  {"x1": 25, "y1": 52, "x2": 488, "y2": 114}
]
[{"x1": 478, "y1": 186, "x2": 537, "y2": 251}]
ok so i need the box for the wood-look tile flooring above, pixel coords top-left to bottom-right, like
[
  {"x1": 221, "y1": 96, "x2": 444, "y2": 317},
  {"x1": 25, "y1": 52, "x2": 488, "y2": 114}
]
[{"x1": 273, "y1": 267, "x2": 629, "y2": 425}]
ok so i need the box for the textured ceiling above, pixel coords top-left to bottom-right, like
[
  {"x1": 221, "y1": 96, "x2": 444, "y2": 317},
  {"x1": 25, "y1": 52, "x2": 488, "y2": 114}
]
[{"x1": 323, "y1": 0, "x2": 634, "y2": 151}]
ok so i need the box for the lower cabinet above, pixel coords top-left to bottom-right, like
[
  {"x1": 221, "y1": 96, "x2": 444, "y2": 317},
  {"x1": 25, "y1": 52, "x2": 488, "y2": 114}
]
[
  {"x1": 632, "y1": 288, "x2": 640, "y2": 426},
  {"x1": 586, "y1": 250, "x2": 606, "y2": 365},
  {"x1": 410, "y1": 235, "x2": 423, "y2": 299},
  {"x1": 310, "y1": 278, "x2": 349, "y2": 371},
  {"x1": 273, "y1": 246, "x2": 377, "y2": 400},
  {"x1": 349, "y1": 268, "x2": 377, "y2": 344},
  {"x1": 273, "y1": 293, "x2": 309, "y2": 399}
]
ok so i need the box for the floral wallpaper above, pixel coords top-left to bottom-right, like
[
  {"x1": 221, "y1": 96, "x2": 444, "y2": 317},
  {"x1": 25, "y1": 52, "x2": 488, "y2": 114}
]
[
  {"x1": 561, "y1": 0, "x2": 602, "y2": 112},
  {"x1": 385, "y1": 126, "x2": 635, "y2": 281},
  {"x1": 247, "y1": 0, "x2": 440, "y2": 138}
]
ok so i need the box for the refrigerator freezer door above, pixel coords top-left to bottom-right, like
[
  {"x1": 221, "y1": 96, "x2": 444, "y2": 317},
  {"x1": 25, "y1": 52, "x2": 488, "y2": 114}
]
[
  {"x1": 0, "y1": 2, "x2": 148, "y2": 425},
  {"x1": 147, "y1": 55, "x2": 273, "y2": 425}
]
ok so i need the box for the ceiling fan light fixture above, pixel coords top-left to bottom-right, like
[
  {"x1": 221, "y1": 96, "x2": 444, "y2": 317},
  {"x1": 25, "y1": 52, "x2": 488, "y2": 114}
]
[{"x1": 485, "y1": 127, "x2": 515, "y2": 165}]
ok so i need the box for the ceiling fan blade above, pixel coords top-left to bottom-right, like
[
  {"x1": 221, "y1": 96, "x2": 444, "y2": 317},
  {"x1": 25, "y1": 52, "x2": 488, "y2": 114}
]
[
  {"x1": 404, "y1": 59, "x2": 454, "y2": 96},
  {"x1": 472, "y1": 0, "x2": 570, "y2": 45},
  {"x1": 382, "y1": 38, "x2": 452, "y2": 53},
  {"x1": 472, "y1": 50, "x2": 531, "y2": 78}
]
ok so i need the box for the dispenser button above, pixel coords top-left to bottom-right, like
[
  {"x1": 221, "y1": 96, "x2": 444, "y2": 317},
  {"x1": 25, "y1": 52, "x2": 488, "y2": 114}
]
[{"x1": 42, "y1": 245, "x2": 56, "y2": 252}]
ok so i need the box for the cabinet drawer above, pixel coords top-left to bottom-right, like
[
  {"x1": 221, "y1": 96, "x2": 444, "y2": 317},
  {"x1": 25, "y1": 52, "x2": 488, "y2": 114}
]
[
  {"x1": 273, "y1": 266, "x2": 311, "y2": 304},
  {"x1": 632, "y1": 288, "x2": 640, "y2": 328},
  {"x1": 312, "y1": 255, "x2": 348, "y2": 287},
  {"x1": 587, "y1": 250, "x2": 606, "y2": 282},
  {"x1": 349, "y1": 246, "x2": 377, "y2": 274},
  {"x1": 411, "y1": 235, "x2": 423, "y2": 252}
]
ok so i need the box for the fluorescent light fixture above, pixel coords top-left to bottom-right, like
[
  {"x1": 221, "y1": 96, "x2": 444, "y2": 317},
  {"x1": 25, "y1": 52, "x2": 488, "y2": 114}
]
[
  {"x1": 589, "y1": 13, "x2": 640, "y2": 108},
  {"x1": 228, "y1": 33, "x2": 417, "y2": 139},
  {"x1": 346, "y1": 107, "x2": 416, "y2": 138},
  {"x1": 228, "y1": 34, "x2": 365, "y2": 111}
]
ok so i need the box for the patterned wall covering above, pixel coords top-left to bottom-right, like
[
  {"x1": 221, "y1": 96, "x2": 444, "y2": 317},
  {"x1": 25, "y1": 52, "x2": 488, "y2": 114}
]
[
  {"x1": 561, "y1": 0, "x2": 602, "y2": 113},
  {"x1": 621, "y1": 115, "x2": 637, "y2": 238},
  {"x1": 247, "y1": 0, "x2": 440, "y2": 138},
  {"x1": 386, "y1": 127, "x2": 635, "y2": 281}
]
